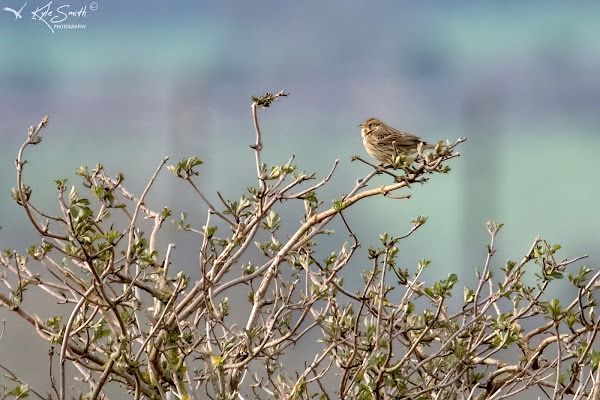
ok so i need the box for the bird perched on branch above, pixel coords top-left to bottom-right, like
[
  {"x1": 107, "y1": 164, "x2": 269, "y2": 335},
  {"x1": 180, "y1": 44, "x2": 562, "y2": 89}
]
[{"x1": 359, "y1": 118, "x2": 435, "y2": 165}]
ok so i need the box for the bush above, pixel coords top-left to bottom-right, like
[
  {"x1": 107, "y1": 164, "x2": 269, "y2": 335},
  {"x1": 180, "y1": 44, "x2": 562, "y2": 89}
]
[{"x1": 1, "y1": 92, "x2": 598, "y2": 400}]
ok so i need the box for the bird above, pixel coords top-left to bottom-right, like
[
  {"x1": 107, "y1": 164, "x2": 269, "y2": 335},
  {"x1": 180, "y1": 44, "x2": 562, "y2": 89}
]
[
  {"x1": 359, "y1": 118, "x2": 435, "y2": 165},
  {"x1": 3, "y1": 2, "x2": 26, "y2": 19}
]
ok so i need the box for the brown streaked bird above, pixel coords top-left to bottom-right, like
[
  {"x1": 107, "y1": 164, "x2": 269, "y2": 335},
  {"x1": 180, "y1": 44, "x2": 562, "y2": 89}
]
[{"x1": 359, "y1": 118, "x2": 435, "y2": 164}]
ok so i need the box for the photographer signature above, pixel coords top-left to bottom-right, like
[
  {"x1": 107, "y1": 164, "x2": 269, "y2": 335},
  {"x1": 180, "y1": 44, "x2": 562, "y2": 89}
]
[
  {"x1": 31, "y1": 2, "x2": 87, "y2": 32},
  {"x1": 3, "y1": 1, "x2": 95, "y2": 33}
]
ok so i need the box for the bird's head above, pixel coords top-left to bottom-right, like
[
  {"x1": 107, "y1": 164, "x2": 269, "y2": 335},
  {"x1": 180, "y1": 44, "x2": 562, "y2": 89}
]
[{"x1": 358, "y1": 118, "x2": 383, "y2": 137}]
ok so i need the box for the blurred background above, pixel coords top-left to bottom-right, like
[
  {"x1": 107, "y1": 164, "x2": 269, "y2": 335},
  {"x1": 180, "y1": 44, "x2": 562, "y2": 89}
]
[{"x1": 1, "y1": 0, "x2": 599, "y2": 395}]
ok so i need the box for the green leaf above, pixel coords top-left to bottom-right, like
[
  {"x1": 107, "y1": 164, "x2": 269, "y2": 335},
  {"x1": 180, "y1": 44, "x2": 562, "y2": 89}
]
[
  {"x1": 591, "y1": 350, "x2": 600, "y2": 371},
  {"x1": 332, "y1": 199, "x2": 345, "y2": 212},
  {"x1": 568, "y1": 266, "x2": 592, "y2": 288},
  {"x1": 324, "y1": 252, "x2": 337, "y2": 266},
  {"x1": 168, "y1": 157, "x2": 203, "y2": 178},
  {"x1": 544, "y1": 298, "x2": 563, "y2": 322},
  {"x1": 46, "y1": 315, "x2": 63, "y2": 328},
  {"x1": 463, "y1": 287, "x2": 474, "y2": 304},
  {"x1": 549, "y1": 271, "x2": 563, "y2": 279},
  {"x1": 251, "y1": 91, "x2": 289, "y2": 108},
  {"x1": 205, "y1": 225, "x2": 217, "y2": 238},
  {"x1": 91, "y1": 185, "x2": 103, "y2": 197},
  {"x1": 174, "y1": 213, "x2": 191, "y2": 230},
  {"x1": 410, "y1": 216, "x2": 428, "y2": 226},
  {"x1": 7, "y1": 384, "x2": 29, "y2": 399},
  {"x1": 418, "y1": 259, "x2": 431, "y2": 270},
  {"x1": 92, "y1": 320, "x2": 111, "y2": 340},
  {"x1": 261, "y1": 210, "x2": 281, "y2": 232},
  {"x1": 54, "y1": 179, "x2": 68, "y2": 191},
  {"x1": 224, "y1": 196, "x2": 252, "y2": 220},
  {"x1": 486, "y1": 221, "x2": 504, "y2": 235},
  {"x1": 218, "y1": 297, "x2": 229, "y2": 318}
]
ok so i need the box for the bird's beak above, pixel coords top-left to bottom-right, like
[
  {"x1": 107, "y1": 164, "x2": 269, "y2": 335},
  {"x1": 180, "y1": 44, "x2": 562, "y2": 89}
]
[{"x1": 358, "y1": 123, "x2": 363, "y2": 127}]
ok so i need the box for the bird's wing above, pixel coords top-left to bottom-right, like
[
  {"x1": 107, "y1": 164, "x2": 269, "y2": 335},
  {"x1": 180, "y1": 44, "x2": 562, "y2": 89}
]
[{"x1": 374, "y1": 126, "x2": 423, "y2": 147}]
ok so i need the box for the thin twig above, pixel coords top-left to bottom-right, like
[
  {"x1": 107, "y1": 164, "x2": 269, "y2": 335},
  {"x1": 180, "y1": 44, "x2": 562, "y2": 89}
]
[
  {"x1": 185, "y1": 178, "x2": 237, "y2": 228},
  {"x1": 124, "y1": 157, "x2": 169, "y2": 269}
]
